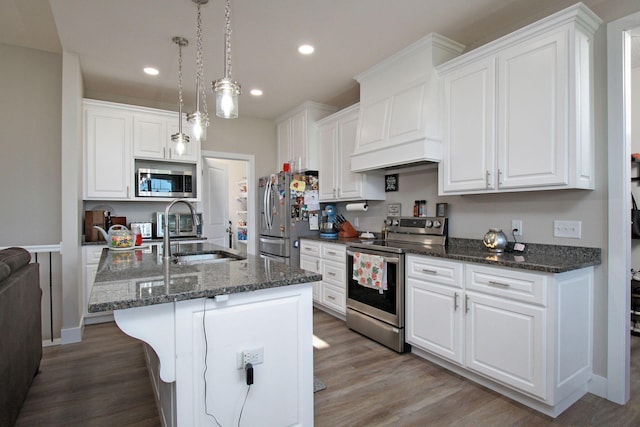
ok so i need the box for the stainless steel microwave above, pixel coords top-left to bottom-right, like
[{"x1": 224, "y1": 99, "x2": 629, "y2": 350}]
[
  {"x1": 137, "y1": 168, "x2": 194, "y2": 198},
  {"x1": 155, "y1": 212, "x2": 203, "y2": 238}
]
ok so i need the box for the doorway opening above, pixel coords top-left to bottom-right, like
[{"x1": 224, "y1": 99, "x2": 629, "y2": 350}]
[{"x1": 201, "y1": 150, "x2": 256, "y2": 256}]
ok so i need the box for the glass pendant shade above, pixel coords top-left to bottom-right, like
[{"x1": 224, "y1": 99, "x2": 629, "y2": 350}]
[
  {"x1": 172, "y1": 133, "x2": 187, "y2": 155},
  {"x1": 214, "y1": 77, "x2": 240, "y2": 119}
]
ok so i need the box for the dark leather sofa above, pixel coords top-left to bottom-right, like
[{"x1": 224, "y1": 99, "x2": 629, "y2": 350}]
[{"x1": 0, "y1": 247, "x2": 41, "y2": 427}]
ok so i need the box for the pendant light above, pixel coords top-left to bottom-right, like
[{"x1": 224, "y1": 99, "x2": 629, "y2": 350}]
[
  {"x1": 187, "y1": 0, "x2": 209, "y2": 141},
  {"x1": 213, "y1": 0, "x2": 241, "y2": 119},
  {"x1": 171, "y1": 36, "x2": 190, "y2": 155}
]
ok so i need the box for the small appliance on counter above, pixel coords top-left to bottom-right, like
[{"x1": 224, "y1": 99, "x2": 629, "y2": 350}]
[
  {"x1": 130, "y1": 222, "x2": 153, "y2": 240},
  {"x1": 320, "y1": 205, "x2": 339, "y2": 239},
  {"x1": 154, "y1": 212, "x2": 203, "y2": 238}
]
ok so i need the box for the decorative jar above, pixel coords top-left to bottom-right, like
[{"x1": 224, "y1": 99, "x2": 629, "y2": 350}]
[{"x1": 483, "y1": 228, "x2": 508, "y2": 253}]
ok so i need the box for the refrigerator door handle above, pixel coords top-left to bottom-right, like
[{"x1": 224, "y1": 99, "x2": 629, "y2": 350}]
[
  {"x1": 263, "y1": 181, "x2": 271, "y2": 230},
  {"x1": 259, "y1": 237, "x2": 285, "y2": 245}
]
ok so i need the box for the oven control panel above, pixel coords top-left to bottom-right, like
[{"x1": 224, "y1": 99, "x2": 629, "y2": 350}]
[{"x1": 384, "y1": 216, "x2": 447, "y2": 236}]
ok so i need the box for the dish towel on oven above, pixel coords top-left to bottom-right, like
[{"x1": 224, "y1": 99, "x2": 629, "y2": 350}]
[{"x1": 352, "y1": 252, "x2": 387, "y2": 293}]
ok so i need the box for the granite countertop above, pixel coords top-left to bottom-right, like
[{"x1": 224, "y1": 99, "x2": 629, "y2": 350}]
[
  {"x1": 82, "y1": 236, "x2": 208, "y2": 246},
  {"x1": 88, "y1": 242, "x2": 322, "y2": 313},
  {"x1": 301, "y1": 235, "x2": 601, "y2": 273}
]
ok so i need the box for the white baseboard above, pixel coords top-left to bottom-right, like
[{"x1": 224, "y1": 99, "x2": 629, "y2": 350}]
[
  {"x1": 588, "y1": 373, "x2": 607, "y2": 398},
  {"x1": 61, "y1": 325, "x2": 83, "y2": 344}
]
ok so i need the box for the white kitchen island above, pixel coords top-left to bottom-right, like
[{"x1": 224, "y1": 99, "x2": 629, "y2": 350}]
[{"x1": 88, "y1": 243, "x2": 320, "y2": 426}]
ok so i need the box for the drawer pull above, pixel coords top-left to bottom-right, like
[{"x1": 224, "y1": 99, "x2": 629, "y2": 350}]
[
  {"x1": 421, "y1": 268, "x2": 437, "y2": 274},
  {"x1": 327, "y1": 295, "x2": 336, "y2": 300},
  {"x1": 327, "y1": 251, "x2": 337, "y2": 255},
  {"x1": 328, "y1": 272, "x2": 336, "y2": 276},
  {"x1": 488, "y1": 280, "x2": 510, "y2": 288}
]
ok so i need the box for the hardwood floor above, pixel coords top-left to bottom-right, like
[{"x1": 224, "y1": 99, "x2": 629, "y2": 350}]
[
  {"x1": 15, "y1": 309, "x2": 640, "y2": 426},
  {"x1": 15, "y1": 322, "x2": 159, "y2": 426}
]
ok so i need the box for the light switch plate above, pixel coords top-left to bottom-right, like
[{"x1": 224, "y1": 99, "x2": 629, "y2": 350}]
[{"x1": 553, "y1": 220, "x2": 582, "y2": 238}]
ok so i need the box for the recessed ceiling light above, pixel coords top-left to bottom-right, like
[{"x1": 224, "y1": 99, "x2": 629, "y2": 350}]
[
  {"x1": 298, "y1": 44, "x2": 314, "y2": 55},
  {"x1": 250, "y1": 89, "x2": 263, "y2": 96},
  {"x1": 143, "y1": 67, "x2": 159, "y2": 76}
]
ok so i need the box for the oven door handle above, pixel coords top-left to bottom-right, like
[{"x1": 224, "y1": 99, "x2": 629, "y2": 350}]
[{"x1": 346, "y1": 250, "x2": 400, "y2": 264}]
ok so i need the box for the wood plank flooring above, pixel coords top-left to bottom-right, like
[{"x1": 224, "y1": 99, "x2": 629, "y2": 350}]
[{"x1": 15, "y1": 309, "x2": 640, "y2": 426}]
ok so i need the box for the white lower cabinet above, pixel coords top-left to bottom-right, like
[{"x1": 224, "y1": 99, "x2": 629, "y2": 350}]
[
  {"x1": 300, "y1": 239, "x2": 346, "y2": 318},
  {"x1": 299, "y1": 241, "x2": 321, "y2": 301},
  {"x1": 406, "y1": 256, "x2": 463, "y2": 364},
  {"x1": 82, "y1": 245, "x2": 113, "y2": 324},
  {"x1": 406, "y1": 254, "x2": 594, "y2": 417}
]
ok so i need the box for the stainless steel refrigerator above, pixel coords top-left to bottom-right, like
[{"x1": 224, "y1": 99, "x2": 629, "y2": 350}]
[{"x1": 259, "y1": 172, "x2": 319, "y2": 267}]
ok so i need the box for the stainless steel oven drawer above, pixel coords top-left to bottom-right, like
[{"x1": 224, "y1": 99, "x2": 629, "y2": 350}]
[{"x1": 346, "y1": 308, "x2": 408, "y2": 353}]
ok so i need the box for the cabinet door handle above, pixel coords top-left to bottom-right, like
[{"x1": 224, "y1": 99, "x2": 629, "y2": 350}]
[
  {"x1": 126, "y1": 186, "x2": 130, "y2": 198},
  {"x1": 465, "y1": 295, "x2": 470, "y2": 313},
  {"x1": 163, "y1": 147, "x2": 166, "y2": 158},
  {"x1": 488, "y1": 280, "x2": 510, "y2": 288},
  {"x1": 486, "y1": 170, "x2": 491, "y2": 188},
  {"x1": 421, "y1": 268, "x2": 437, "y2": 274},
  {"x1": 498, "y1": 169, "x2": 503, "y2": 185},
  {"x1": 454, "y1": 292, "x2": 459, "y2": 311},
  {"x1": 169, "y1": 148, "x2": 172, "y2": 158},
  {"x1": 316, "y1": 260, "x2": 320, "y2": 270}
]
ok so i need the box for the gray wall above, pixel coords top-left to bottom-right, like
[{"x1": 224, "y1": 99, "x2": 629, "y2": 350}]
[
  {"x1": 0, "y1": 43, "x2": 62, "y2": 245},
  {"x1": 200, "y1": 116, "x2": 277, "y2": 180}
]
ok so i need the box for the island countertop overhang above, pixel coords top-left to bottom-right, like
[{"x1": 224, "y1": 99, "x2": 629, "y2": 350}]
[{"x1": 88, "y1": 242, "x2": 322, "y2": 313}]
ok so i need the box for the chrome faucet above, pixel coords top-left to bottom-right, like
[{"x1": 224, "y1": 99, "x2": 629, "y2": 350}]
[{"x1": 163, "y1": 199, "x2": 200, "y2": 261}]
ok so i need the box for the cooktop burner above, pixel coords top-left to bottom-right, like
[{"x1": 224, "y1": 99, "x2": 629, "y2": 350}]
[{"x1": 349, "y1": 216, "x2": 448, "y2": 254}]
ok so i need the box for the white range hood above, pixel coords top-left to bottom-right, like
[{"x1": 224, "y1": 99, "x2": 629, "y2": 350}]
[{"x1": 350, "y1": 33, "x2": 464, "y2": 172}]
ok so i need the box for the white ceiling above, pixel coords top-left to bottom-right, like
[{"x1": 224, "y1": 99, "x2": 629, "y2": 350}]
[{"x1": 0, "y1": 0, "x2": 632, "y2": 120}]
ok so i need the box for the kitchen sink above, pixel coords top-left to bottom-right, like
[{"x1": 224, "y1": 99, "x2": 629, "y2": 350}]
[{"x1": 172, "y1": 251, "x2": 246, "y2": 265}]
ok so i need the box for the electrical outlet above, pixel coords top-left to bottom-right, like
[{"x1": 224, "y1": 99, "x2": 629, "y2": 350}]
[
  {"x1": 237, "y1": 348, "x2": 264, "y2": 369},
  {"x1": 511, "y1": 219, "x2": 523, "y2": 236},
  {"x1": 553, "y1": 220, "x2": 582, "y2": 239}
]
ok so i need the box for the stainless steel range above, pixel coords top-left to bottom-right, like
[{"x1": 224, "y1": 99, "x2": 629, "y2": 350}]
[{"x1": 346, "y1": 216, "x2": 448, "y2": 353}]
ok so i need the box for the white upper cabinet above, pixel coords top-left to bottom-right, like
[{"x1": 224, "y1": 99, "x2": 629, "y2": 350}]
[
  {"x1": 84, "y1": 101, "x2": 133, "y2": 199},
  {"x1": 351, "y1": 33, "x2": 465, "y2": 172},
  {"x1": 438, "y1": 3, "x2": 602, "y2": 195},
  {"x1": 133, "y1": 111, "x2": 199, "y2": 163},
  {"x1": 83, "y1": 99, "x2": 201, "y2": 201},
  {"x1": 317, "y1": 104, "x2": 385, "y2": 202},
  {"x1": 276, "y1": 102, "x2": 337, "y2": 172}
]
